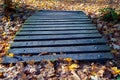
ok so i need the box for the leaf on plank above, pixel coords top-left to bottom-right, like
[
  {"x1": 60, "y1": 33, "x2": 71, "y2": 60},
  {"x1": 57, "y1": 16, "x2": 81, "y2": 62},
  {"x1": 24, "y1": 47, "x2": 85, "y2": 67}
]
[
  {"x1": 64, "y1": 58, "x2": 72, "y2": 63},
  {"x1": 111, "y1": 67, "x2": 120, "y2": 75},
  {"x1": 7, "y1": 53, "x2": 14, "y2": 57},
  {"x1": 69, "y1": 64, "x2": 79, "y2": 71}
]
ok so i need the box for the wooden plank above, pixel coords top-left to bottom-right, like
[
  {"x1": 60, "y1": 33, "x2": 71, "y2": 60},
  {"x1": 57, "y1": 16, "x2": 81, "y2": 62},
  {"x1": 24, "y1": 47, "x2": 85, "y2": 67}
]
[
  {"x1": 29, "y1": 17, "x2": 88, "y2": 19},
  {"x1": 21, "y1": 27, "x2": 97, "y2": 31},
  {"x1": 24, "y1": 21, "x2": 92, "y2": 25},
  {"x1": 32, "y1": 13, "x2": 87, "y2": 17},
  {"x1": 37, "y1": 10, "x2": 84, "y2": 13},
  {"x1": 26, "y1": 18, "x2": 90, "y2": 21},
  {"x1": 32, "y1": 13, "x2": 86, "y2": 17},
  {"x1": 9, "y1": 45, "x2": 110, "y2": 54},
  {"x1": 17, "y1": 30, "x2": 99, "y2": 35},
  {"x1": 35, "y1": 12, "x2": 81, "y2": 15},
  {"x1": 26, "y1": 19, "x2": 91, "y2": 22},
  {"x1": 30, "y1": 10, "x2": 88, "y2": 19},
  {"x1": 11, "y1": 38, "x2": 106, "y2": 48},
  {"x1": 22, "y1": 24, "x2": 96, "y2": 28},
  {"x1": 14, "y1": 34, "x2": 102, "y2": 41},
  {"x1": 2, "y1": 52, "x2": 113, "y2": 63},
  {"x1": 30, "y1": 13, "x2": 87, "y2": 16},
  {"x1": 31, "y1": 15, "x2": 87, "y2": 17},
  {"x1": 35, "y1": 11, "x2": 85, "y2": 15},
  {"x1": 25, "y1": 20, "x2": 91, "y2": 23},
  {"x1": 22, "y1": 26, "x2": 96, "y2": 29},
  {"x1": 32, "y1": 13, "x2": 86, "y2": 15},
  {"x1": 38, "y1": 10, "x2": 83, "y2": 13}
]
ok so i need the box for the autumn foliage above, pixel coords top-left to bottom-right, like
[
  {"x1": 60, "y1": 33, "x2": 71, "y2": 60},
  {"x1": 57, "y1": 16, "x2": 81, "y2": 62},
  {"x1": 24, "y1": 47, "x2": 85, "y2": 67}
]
[{"x1": 0, "y1": 0, "x2": 120, "y2": 79}]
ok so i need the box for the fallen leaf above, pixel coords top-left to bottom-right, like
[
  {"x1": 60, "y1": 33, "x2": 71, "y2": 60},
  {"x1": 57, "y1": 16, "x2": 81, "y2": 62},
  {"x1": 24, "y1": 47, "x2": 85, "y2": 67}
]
[
  {"x1": 103, "y1": 69, "x2": 112, "y2": 78},
  {"x1": 39, "y1": 52, "x2": 48, "y2": 56},
  {"x1": 9, "y1": 63, "x2": 13, "y2": 67},
  {"x1": 0, "y1": 58, "x2": 2, "y2": 63},
  {"x1": 111, "y1": 67, "x2": 120, "y2": 75},
  {"x1": 0, "y1": 72, "x2": 3, "y2": 77},
  {"x1": 71, "y1": 70, "x2": 81, "y2": 80},
  {"x1": 7, "y1": 53, "x2": 14, "y2": 57},
  {"x1": 2, "y1": 32, "x2": 6, "y2": 37},
  {"x1": 111, "y1": 38, "x2": 117, "y2": 42},
  {"x1": 0, "y1": 27, "x2": 3, "y2": 32},
  {"x1": 118, "y1": 40, "x2": 120, "y2": 46},
  {"x1": 97, "y1": 70, "x2": 104, "y2": 77},
  {"x1": 64, "y1": 58, "x2": 72, "y2": 62},
  {"x1": 0, "y1": 45, "x2": 3, "y2": 52},
  {"x1": 90, "y1": 75, "x2": 99, "y2": 80},
  {"x1": 112, "y1": 43, "x2": 120, "y2": 50},
  {"x1": 69, "y1": 64, "x2": 79, "y2": 71},
  {"x1": 0, "y1": 52, "x2": 6, "y2": 57},
  {"x1": 111, "y1": 49, "x2": 117, "y2": 54},
  {"x1": 28, "y1": 60, "x2": 35, "y2": 65}
]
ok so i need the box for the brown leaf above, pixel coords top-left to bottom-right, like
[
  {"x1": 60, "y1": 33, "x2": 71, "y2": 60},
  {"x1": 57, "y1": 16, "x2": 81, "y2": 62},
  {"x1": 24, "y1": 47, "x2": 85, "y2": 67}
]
[
  {"x1": 97, "y1": 70, "x2": 104, "y2": 77},
  {"x1": 39, "y1": 52, "x2": 49, "y2": 56},
  {"x1": 0, "y1": 45, "x2": 3, "y2": 52},
  {"x1": 0, "y1": 52, "x2": 6, "y2": 57},
  {"x1": 103, "y1": 69, "x2": 112, "y2": 78},
  {"x1": 71, "y1": 70, "x2": 81, "y2": 80},
  {"x1": 22, "y1": 74, "x2": 28, "y2": 80}
]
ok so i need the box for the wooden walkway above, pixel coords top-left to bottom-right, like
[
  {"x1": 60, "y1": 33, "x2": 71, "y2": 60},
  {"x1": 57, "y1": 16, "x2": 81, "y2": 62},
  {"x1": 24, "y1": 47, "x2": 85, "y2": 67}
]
[{"x1": 2, "y1": 10, "x2": 113, "y2": 63}]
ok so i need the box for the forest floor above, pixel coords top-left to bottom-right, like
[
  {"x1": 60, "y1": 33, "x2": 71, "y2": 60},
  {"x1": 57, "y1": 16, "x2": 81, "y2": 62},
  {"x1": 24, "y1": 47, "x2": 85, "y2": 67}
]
[{"x1": 0, "y1": 1, "x2": 120, "y2": 80}]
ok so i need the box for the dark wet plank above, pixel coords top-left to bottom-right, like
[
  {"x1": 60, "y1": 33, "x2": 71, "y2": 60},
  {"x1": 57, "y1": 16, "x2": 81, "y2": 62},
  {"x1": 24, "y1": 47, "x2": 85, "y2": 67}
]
[
  {"x1": 21, "y1": 27, "x2": 97, "y2": 31},
  {"x1": 2, "y1": 52, "x2": 113, "y2": 63},
  {"x1": 24, "y1": 21, "x2": 92, "y2": 24},
  {"x1": 26, "y1": 18, "x2": 91, "y2": 21},
  {"x1": 29, "y1": 17, "x2": 89, "y2": 19},
  {"x1": 23, "y1": 24, "x2": 96, "y2": 28},
  {"x1": 14, "y1": 34, "x2": 102, "y2": 41},
  {"x1": 9, "y1": 45, "x2": 110, "y2": 54},
  {"x1": 16, "y1": 30, "x2": 99, "y2": 35},
  {"x1": 35, "y1": 11, "x2": 86, "y2": 16},
  {"x1": 11, "y1": 38, "x2": 106, "y2": 48}
]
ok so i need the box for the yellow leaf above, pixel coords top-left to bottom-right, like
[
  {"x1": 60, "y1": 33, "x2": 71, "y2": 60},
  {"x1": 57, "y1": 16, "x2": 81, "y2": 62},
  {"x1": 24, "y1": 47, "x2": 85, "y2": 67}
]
[
  {"x1": 0, "y1": 72, "x2": 3, "y2": 77},
  {"x1": 97, "y1": 70, "x2": 104, "y2": 77},
  {"x1": 91, "y1": 71, "x2": 96, "y2": 76},
  {"x1": 5, "y1": 47, "x2": 10, "y2": 51},
  {"x1": 2, "y1": 32, "x2": 6, "y2": 36},
  {"x1": 28, "y1": 60, "x2": 35, "y2": 65},
  {"x1": 69, "y1": 64, "x2": 79, "y2": 71},
  {"x1": 111, "y1": 50, "x2": 117, "y2": 53},
  {"x1": 64, "y1": 58, "x2": 72, "y2": 62},
  {"x1": 111, "y1": 67, "x2": 120, "y2": 75},
  {"x1": 7, "y1": 53, "x2": 14, "y2": 57},
  {"x1": 5, "y1": 44, "x2": 10, "y2": 51},
  {"x1": 103, "y1": 31, "x2": 109, "y2": 35},
  {"x1": 12, "y1": 36, "x2": 15, "y2": 40},
  {"x1": 0, "y1": 58, "x2": 2, "y2": 63},
  {"x1": 9, "y1": 63, "x2": 13, "y2": 67},
  {"x1": 32, "y1": 0, "x2": 36, "y2": 3}
]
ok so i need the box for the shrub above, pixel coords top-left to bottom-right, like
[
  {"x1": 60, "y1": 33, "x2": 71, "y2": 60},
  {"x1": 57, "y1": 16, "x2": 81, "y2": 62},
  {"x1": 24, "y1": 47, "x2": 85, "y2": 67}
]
[{"x1": 99, "y1": 8, "x2": 120, "y2": 22}]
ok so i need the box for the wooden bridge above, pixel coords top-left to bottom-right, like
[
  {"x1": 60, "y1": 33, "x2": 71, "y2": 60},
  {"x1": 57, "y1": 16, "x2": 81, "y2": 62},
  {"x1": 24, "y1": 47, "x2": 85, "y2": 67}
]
[{"x1": 2, "y1": 10, "x2": 113, "y2": 63}]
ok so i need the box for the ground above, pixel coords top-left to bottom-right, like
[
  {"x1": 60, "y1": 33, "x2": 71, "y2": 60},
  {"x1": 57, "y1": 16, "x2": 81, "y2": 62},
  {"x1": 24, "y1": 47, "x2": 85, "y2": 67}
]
[{"x1": 0, "y1": 1, "x2": 120, "y2": 79}]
